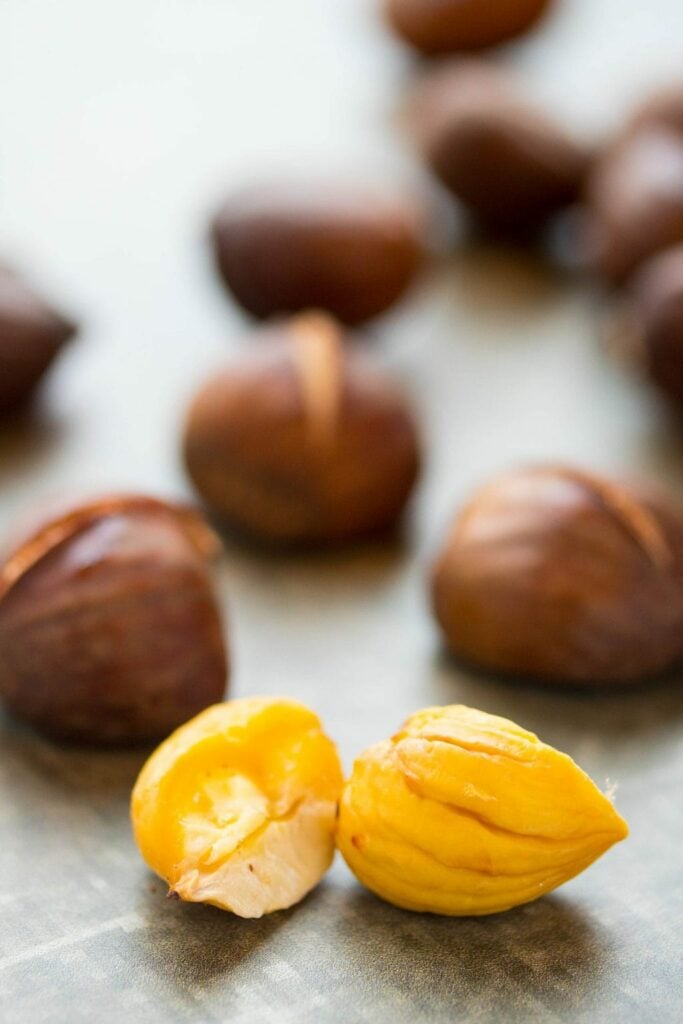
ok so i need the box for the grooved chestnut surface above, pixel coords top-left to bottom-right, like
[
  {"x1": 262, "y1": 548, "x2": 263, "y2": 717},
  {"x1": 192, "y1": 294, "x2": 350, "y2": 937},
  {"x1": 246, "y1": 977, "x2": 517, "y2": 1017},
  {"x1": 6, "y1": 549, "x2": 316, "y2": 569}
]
[
  {"x1": 431, "y1": 466, "x2": 683, "y2": 683},
  {"x1": 1, "y1": 2, "x2": 683, "y2": 1022},
  {"x1": 0, "y1": 498, "x2": 228, "y2": 743}
]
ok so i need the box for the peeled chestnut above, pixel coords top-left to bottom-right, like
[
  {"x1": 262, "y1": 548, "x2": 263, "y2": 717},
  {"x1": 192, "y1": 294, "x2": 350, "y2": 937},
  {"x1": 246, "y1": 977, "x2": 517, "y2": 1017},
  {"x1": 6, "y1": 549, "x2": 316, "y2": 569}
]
[
  {"x1": 385, "y1": 0, "x2": 552, "y2": 55},
  {"x1": 411, "y1": 60, "x2": 587, "y2": 235},
  {"x1": 584, "y1": 128, "x2": 683, "y2": 284},
  {"x1": 183, "y1": 313, "x2": 421, "y2": 545},
  {"x1": 0, "y1": 263, "x2": 76, "y2": 416},
  {"x1": 610, "y1": 245, "x2": 683, "y2": 406},
  {"x1": 210, "y1": 181, "x2": 424, "y2": 325},
  {"x1": 0, "y1": 496, "x2": 228, "y2": 744},
  {"x1": 431, "y1": 465, "x2": 683, "y2": 684}
]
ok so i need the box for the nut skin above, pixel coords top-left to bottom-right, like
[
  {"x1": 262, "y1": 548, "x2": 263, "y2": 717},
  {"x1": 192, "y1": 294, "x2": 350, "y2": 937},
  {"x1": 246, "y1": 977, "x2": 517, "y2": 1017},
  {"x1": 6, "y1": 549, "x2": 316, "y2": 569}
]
[
  {"x1": 183, "y1": 313, "x2": 421, "y2": 546},
  {"x1": 0, "y1": 264, "x2": 76, "y2": 416},
  {"x1": 611, "y1": 245, "x2": 683, "y2": 406},
  {"x1": 132, "y1": 697, "x2": 344, "y2": 918},
  {"x1": 385, "y1": 0, "x2": 552, "y2": 55},
  {"x1": 211, "y1": 181, "x2": 424, "y2": 325},
  {"x1": 337, "y1": 704, "x2": 628, "y2": 916},
  {"x1": 431, "y1": 465, "x2": 683, "y2": 684},
  {"x1": 584, "y1": 128, "x2": 683, "y2": 284},
  {"x1": 411, "y1": 61, "x2": 587, "y2": 235},
  {"x1": 0, "y1": 496, "x2": 228, "y2": 744}
]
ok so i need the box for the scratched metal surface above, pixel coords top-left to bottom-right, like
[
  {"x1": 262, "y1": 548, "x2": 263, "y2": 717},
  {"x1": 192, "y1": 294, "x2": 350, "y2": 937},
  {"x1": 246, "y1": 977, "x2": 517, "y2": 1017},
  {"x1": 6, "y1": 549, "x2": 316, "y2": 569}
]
[{"x1": 1, "y1": 2, "x2": 683, "y2": 1021}]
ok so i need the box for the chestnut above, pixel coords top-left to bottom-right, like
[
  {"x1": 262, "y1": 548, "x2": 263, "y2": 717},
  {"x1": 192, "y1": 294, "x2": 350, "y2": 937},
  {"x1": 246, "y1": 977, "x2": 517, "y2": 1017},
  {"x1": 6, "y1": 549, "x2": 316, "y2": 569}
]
[
  {"x1": 0, "y1": 495, "x2": 228, "y2": 744},
  {"x1": 411, "y1": 60, "x2": 587, "y2": 235},
  {"x1": 385, "y1": 0, "x2": 552, "y2": 56},
  {"x1": 183, "y1": 313, "x2": 421, "y2": 546},
  {"x1": 210, "y1": 181, "x2": 424, "y2": 325},
  {"x1": 431, "y1": 465, "x2": 683, "y2": 684},
  {"x1": 627, "y1": 84, "x2": 683, "y2": 139},
  {"x1": 0, "y1": 263, "x2": 76, "y2": 417},
  {"x1": 583, "y1": 128, "x2": 683, "y2": 284},
  {"x1": 610, "y1": 245, "x2": 683, "y2": 406}
]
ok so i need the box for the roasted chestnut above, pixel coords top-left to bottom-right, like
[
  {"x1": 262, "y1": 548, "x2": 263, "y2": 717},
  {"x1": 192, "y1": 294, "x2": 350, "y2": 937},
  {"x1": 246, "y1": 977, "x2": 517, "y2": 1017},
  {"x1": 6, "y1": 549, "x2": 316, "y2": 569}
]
[
  {"x1": 431, "y1": 465, "x2": 683, "y2": 684},
  {"x1": 210, "y1": 180, "x2": 424, "y2": 325},
  {"x1": 0, "y1": 263, "x2": 76, "y2": 416},
  {"x1": 385, "y1": 0, "x2": 552, "y2": 55},
  {"x1": 583, "y1": 128, "x2": 683, "y2": 284},
  {"x1": 183, "y1": 313, "x2": 421, "y2": 545},
  {"x1": 0, "y1": 496, "x2": 228, "y2": 744},
  {"x1": 411, "y1": 60, "x2": 587, "y2": 235}
]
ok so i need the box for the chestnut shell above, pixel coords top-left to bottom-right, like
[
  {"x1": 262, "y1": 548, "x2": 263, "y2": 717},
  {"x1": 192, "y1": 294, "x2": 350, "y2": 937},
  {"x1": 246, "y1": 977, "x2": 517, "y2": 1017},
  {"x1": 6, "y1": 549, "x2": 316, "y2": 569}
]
[
  {"x1": 211, "y1": 181, "x2": 424, "y2": 325},
  {"x1": 627, "y1": 85, "x2": 683, "y2": 140},
  {"x1": 614, "y1": 245, "x2": 683, "y2": 406},
  {"x1": 183, "y1": 314, "x2": 421, "y2": 546},
  {"x1": 0, "y1": 496, "x2": 228, "y2": 744},
  {"x1": 431, "y1": 466, "x2": 683, "y2": 684},
  {"x1": 584, "y1": 128, "x2": 683, "y2": 284},
  {"x1": 385, "y1": 0, "x2": 552, "y2": 55},
  {"x1": 0, "y1": 264, "x2": 76, "y2": 416},
  {"x1": 412, "y1": 61, "x2": 587, "y2": 235}
]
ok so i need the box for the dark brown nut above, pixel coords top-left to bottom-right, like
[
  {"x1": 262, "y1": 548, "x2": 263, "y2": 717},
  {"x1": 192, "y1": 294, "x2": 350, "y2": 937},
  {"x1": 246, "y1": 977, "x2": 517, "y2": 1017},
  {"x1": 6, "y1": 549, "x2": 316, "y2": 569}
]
[
  {"x1": 431, "y1": 465, "x2": 683, "y2": 684},
  {"x1": 210, "y1": 181, "x2": 424, "y2": 325},
  {"x1": 0, "y1": 264, "x2": 76, "y2": 416},
  {"x1": 411, "y1": 60, "x2": 587, "y2": 235},
  {"x1": 385, "y1": 0, "x2": 551, "y2": 55},
  {"x1": 0, "y1": 496, "x2": 228, "y2": 744},
  {"x1": 183, "y1": 313, "x2": 421, "y2": 546},
  {"x1": 583, "y1": 128, "x2": 683, "y2": 284},
  {"x1": 609, "y1": 245, "x2": 683, "y2": 405}
]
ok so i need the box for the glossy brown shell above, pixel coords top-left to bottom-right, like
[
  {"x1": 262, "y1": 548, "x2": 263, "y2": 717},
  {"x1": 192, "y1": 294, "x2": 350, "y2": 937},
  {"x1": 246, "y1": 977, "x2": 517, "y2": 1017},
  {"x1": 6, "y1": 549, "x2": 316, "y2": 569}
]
[
  {"x1": 431, "y1": 466, "x2": 683, "y2": 684},
  {"x1": 211, "y1": 181, "x2": 424, "y2": 325},
  {"x1": 0, "y1": 264, "x2": 76, "y2": 416},
  {"x1": 412, "y1": 61, "x2": 587, "y2": 234},
  {"x1": 614, "y1": 245, "x2": 683, "y2": 405},
  {"x1": 385, "y1": 0, "x2": 551, "y2": 55},
  {"x1": 584, "y1": 128, "x2": 683, "y2": 284},
  {"x1": 183, "y1": 314, "x2": 421, "y2": 545},
  {"x1": 0, "y1": 496, "x2": 228, "y2": 744}
]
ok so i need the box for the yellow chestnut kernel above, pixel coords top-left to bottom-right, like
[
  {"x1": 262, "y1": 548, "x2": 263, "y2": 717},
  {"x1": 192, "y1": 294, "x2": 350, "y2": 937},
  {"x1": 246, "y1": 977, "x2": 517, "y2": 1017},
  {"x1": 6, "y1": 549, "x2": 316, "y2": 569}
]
[
  {"x1": 131, "y1": 697, "x2": 343, "y2": 918},
  {"x1": 337, "y1": 705, "x2": 628, "y2": 916}
]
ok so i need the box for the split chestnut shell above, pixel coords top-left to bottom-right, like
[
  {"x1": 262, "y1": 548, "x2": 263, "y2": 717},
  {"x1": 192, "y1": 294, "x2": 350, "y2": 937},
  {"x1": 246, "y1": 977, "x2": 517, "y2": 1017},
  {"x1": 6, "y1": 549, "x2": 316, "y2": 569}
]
[
  {"x1": 0, "y1": 495, "x2": 228, "y2": 743},
  {"x1": 431, "y1": 465, "x2": 683, "y2": 684}
]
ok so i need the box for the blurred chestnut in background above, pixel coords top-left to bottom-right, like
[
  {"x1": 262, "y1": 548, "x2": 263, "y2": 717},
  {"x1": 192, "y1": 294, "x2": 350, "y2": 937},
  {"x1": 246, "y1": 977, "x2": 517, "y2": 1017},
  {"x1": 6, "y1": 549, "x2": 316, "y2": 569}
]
[
  {"x1": 627, "y1": 84, "x2": 683, "y2": 139},
  {"x1": 411, "y1": 60, "x2": 587, "y2": 235},
  {"x1": 431, "y1": 465, "x2": 683, "y2": 684},
  {"x1": 583, "y1": 128, "x2": 683, "y2": 284},
  {"x1": 385, "y1": 0, "x2": 552, "y2": 55},
  {"x1": 0, "y1": 264, "x2": 76, "y2": 417},
  {"x1": 0, "y1": 496, "x2": 228, "y2": 744},
  {"x1": 211, "y1": 181, "x2": 424, "y2": 325},
  {"x1": 610, "y1": 245, "x2": 683, "y2": 406},
  {"x1": 184, "y1": 313, "x2": 421, "y2": 546}
]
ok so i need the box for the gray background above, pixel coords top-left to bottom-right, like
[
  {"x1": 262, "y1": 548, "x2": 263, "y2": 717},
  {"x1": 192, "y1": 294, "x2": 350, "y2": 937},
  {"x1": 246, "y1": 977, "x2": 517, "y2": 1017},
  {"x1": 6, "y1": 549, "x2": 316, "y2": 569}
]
[{"x1": 1, "y1": 1, "x2": 682, "y2": 1021}]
